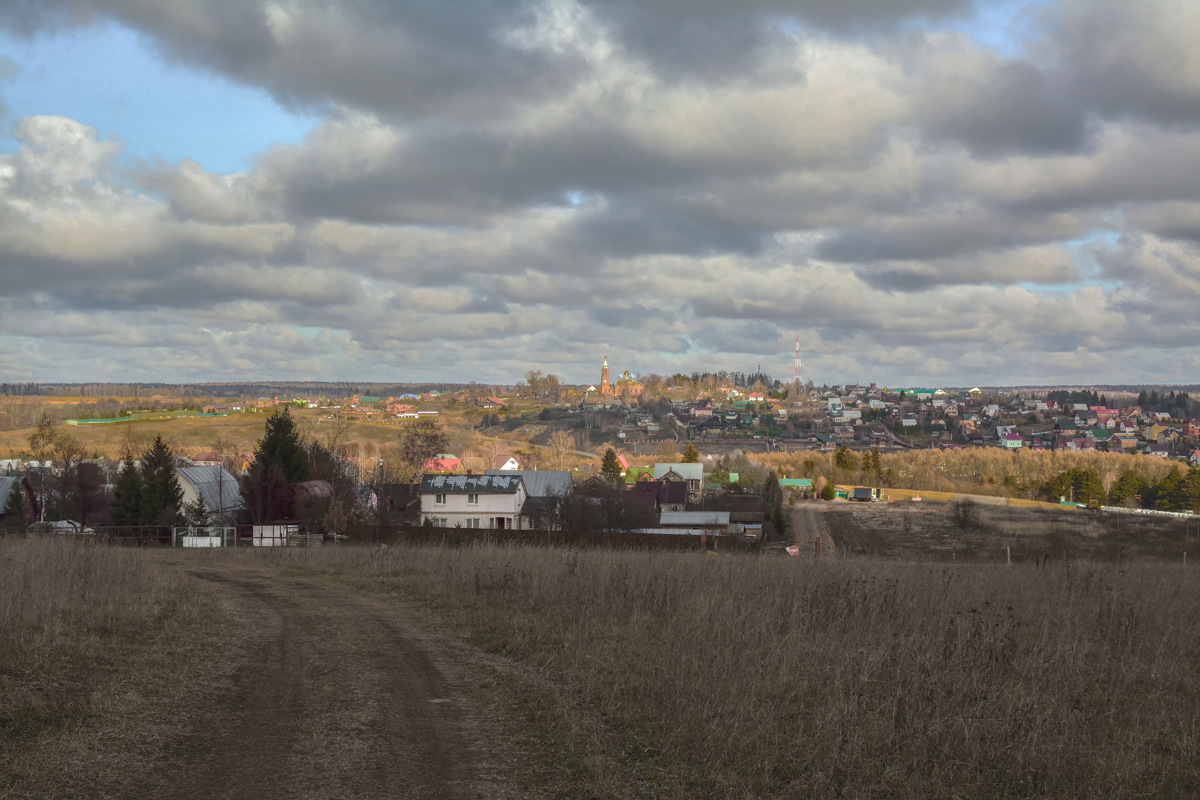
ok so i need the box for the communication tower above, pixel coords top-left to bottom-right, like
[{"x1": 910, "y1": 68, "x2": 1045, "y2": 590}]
[{"x1": 793, "y1": 335, "x2": 802, "y2": 396}]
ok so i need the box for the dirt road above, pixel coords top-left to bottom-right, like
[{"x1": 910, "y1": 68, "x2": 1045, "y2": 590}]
[
  {"x1": 125, "y1": 560, "x2": 510, "y2": 800},
  {"x1": 789, "y1": 504, "x2": 836, "y2": 558}
]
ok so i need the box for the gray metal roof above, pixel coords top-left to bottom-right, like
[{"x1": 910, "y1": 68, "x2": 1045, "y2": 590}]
[
  {"x1": 654, "y1": 463, "x2": 703, "y2": 481},
  {"x1": 484, "y1": 470, "x2": 570, "y2": 497},
  {"x1": 0, "y1": 476, "x2": 18, "y2": 508},
  {"x1": 419, "y1": 474, "x2": 524, "y2": 494},
  {"x1": 660, "y1": 511, "x2": 730, "y2": 526},
  {"x1": 176, "y1": 466, "x2": 246, "y2": 512}
]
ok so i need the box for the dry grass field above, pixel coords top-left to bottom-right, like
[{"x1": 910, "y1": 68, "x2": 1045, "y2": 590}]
[
  {"x1": 4, "y1": 538, "x2": 1199, "y2": 798},
  {"x1": 262, "y1": 544, "x2": 1200, "y2": 798},
  {"x1": 0, "y1": 538, "x2": 233, "y2": 798}
]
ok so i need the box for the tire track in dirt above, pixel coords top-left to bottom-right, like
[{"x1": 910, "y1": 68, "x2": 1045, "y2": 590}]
[
  {"x1": 133, "y1": 564, "x2": 501, "y2": 800},
  {"x1": 125, "y1": 571, "x2": 304, "y2": 800}
]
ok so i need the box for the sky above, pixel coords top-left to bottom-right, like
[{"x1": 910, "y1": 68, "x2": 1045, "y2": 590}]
[{"x1": 1, "y1": 1, "x2": 1199, "y2": 388}]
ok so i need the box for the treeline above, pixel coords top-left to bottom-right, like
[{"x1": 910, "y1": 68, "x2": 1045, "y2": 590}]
[
  {"x1": 0, "y1": 383, "x2": 43, "y2": 396},
  {"x1": 1047, "y1": 389, "x2": 1106, "y2": 407},
  {"x1": 757, "y1": 448, "x2": 1184, "y2": 503},
  {"x1": 1137, "y1": 390, "x2": 1198, "y2": 419},
  {"x1": 1042, "y1": 466, "x2": 1200, "y2": 511}
]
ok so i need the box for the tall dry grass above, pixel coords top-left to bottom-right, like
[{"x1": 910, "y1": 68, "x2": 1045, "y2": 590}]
[
  {"x1": 0, "y1": 538, "x2": 228, "y2": 798},
  {"x1": 266, "y1": 544, "x2": 1200, "y2": 798}
]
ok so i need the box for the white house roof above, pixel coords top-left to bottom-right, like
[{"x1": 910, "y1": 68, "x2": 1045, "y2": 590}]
[
  {"x1": 660, "y1": 511, "x2": 730, "y2": 526},
  {"x1": 654, "y1": 463, "x2": 703, "y2": 481},
  {"x1": 176, "y1": 466, "x2": 246, "y2": 512},
  {"x1": 484, "y1": 470, "x2": 571, "y2": 497}
]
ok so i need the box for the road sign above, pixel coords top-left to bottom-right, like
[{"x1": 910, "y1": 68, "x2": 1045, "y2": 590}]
[{"x1": 786, "y1": 545, "x2": 800, "y2": 556}]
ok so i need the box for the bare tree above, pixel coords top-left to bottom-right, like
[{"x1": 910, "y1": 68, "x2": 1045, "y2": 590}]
[
  {"x1": 28, "y1": 414, "x2": 59, "y2": 522},
  {"x1": 323, "y1": 416, "x2": 354, "y2": 454},
  {"x1": 949, "y1": 498, "x2": 981, "y2": 531},
  {"x1": 397, "y1": 424, "x2": 449, "y2": 484},
  {"x1": 656, "y1": 439, "x2": 680, "y2": 463},
  {"x1": 547, "y1": 431, "x2": 575, "y2": 471}
]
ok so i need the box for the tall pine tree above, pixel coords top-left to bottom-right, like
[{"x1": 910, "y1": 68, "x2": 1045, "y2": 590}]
[
  {"x1": 140, "y1": 436, "x2": 183, "y2": 527},
  {"x1": 255, "y1": 407, "x2": 310, "y2": 483},
  {"x1": 241, "y1": 408, "x2": 310, "y2": 523}
]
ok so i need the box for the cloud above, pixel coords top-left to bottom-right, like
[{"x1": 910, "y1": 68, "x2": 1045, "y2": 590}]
[{"x1": 3, "y1": 1, "x2": 1200, "y2": 385}]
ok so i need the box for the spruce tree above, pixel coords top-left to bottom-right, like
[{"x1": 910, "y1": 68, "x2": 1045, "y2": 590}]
[
  {"x1": 110, "y1": 458, "x2": 144, "y2": 528},
  {"x1": 682, "y1": 442, "x2": 700, "y2": 463},
  {"x1": 3, "y1": 482, "x2": 28, "y2": 528},
  {"x1": 140, "y1": 436, "x2": 184, "y2": 527},
  {"x1": 255, "y1": 407, "x2": 310, "y2": 483},
  {"x1": 600, "y1": 448, "x2": 623, "y2": 484}
]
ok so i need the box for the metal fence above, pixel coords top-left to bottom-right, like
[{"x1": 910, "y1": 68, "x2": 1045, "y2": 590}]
[{"x1": 5, "y1": 523, "x2": 761, "y2": 552}]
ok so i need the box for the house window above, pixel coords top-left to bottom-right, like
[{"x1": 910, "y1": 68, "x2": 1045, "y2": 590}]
[
  {"x1": 467, "y1": 518, "x2": 480, "y2": 529},
  {"x1": 435, "y1": 493, "x2": 446, "y2": 506},
  {"x1": 438, "y1": 517, "x2": 448, "y2": 527},
  {"x1": 466, "y1": 493, "x2": 479, "y2": 506}
]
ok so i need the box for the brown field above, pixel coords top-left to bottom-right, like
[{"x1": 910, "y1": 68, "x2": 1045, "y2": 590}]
[
  {"x1": 823, "y1": 499, "x2": 1199, "y2": 563},
  {"x1": 0, "y1": 410, "x2": 596, "y2": 470},
  {"x1": 4, "y1": 537, "x2": 1199, "y2": 798}
]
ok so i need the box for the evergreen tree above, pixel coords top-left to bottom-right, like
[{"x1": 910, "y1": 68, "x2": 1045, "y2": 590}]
[
  {"x1": 681, "y1": 442, "x2": 700, "y2": 463},
  {"x1": 109, "y1": 459, "x2": 144, "y2": 528},
  {"x1": 764, "y1": 471, "x2": 782, "y2": 507},
  {"x1": 600, "y1": 448, "x2": 623, "y2": 484},
  {"x1": 1178, "y1": 468, "x2": 1200, "y2": 513},
  {"x1": 834, "y1": 446, "x2": 858, "y2": 472},
  {"x1": 3, "y1": 482, "x2": 28, "y2": 528},
  {"x1": 1108, "y1": 470, "x2": 1146, "y2": 508},
  {"x1": 140, "y1": 436, "x2": 184, "y2": 527},
  {"x1": 821, "y1": 481, "x2": 836, "y2": 500},
  {"x1": 254, "y1": 407, "x2": 310, "y2": 483},
  {"x1": 241, "y1": 407, "x2": 311, "y2": 523},
  {"x1": 1154, "y1": 468, "x2": 1184, "y2": 511},
  {"x1": 182, "y1": 494, "x2": 209, "y2": 528}
]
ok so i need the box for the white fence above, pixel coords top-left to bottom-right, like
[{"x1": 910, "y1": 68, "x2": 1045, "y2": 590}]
[
  {"x1": 172, "y1": 526, "x2": 237, "y2": 547},
  {"x1": 1099, "y1": 506, "x2": 1195, "y2": 519},
  {"x1": 252, "y1": 525, "x2": 298, "y2": 547}
]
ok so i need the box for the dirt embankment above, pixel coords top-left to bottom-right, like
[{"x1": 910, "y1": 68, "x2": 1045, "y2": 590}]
[{"x1": 823, "y1": 501, "x2": 1198, "y2": 562}]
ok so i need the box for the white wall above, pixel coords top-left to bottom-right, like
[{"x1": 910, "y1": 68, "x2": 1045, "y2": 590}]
[{"x1": 420, "y1": 489, "x2": 525, "y2": 528}]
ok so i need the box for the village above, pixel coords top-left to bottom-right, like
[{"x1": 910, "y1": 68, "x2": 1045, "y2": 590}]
[{"x1": 2, "y1": 357, "x2": 1199, "y2": 542}]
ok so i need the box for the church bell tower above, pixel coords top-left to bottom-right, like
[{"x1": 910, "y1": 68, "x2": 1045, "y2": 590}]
[{"x1": 600, "y1": 355, "x2": 612, "y2": 395}]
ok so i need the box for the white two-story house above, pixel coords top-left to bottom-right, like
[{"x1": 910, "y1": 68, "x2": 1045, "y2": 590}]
[{"x1": 418, "y1": 473, "x2": 527, "y2": 529}]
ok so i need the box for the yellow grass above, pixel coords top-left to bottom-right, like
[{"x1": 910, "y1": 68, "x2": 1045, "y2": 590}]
[
  {"x1": 1007, "y1": 497, "x2": 1074, "y2": 509},
  {"x1": 877, "y1": 487, "x2": 957, "y2": 502}
]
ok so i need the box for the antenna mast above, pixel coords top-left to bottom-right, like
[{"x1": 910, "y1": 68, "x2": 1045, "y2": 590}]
[{"x1": 793, "y1": 335, "x2": 802, "y2": 397}]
